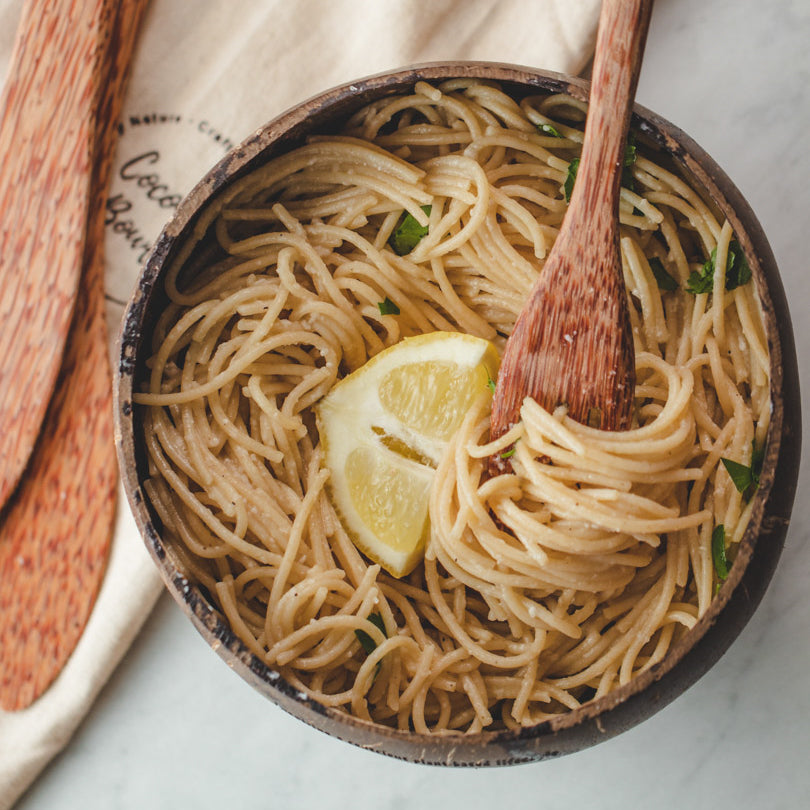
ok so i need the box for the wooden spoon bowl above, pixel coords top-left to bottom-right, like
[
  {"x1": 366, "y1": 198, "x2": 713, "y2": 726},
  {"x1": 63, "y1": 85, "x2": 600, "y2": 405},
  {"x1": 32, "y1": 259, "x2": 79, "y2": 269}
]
[
  {"x1": 115, "y1": 63, "x2": 801, "y2": 765},
  {"x1": 491, "y1": 0, "x2": 652, "y2": 450}
]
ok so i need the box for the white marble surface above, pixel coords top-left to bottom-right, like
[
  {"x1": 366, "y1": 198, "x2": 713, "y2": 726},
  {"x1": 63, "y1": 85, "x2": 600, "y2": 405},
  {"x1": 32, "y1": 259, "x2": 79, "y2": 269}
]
[{"x1": 15, "y1": 0, "x2": 810, "y2": 807}]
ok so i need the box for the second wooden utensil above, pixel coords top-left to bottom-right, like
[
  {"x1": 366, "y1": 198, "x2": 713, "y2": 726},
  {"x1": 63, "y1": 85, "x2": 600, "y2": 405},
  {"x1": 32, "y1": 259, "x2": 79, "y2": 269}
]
[
  {"x1": 490, "y1": 0, "x2": 653, "y2": 455},
  {"x1": 0, "y1": 0, "x2": 149, "y2": 711},
  {"x1": 0, "y1": 0, "x2": 118, "y2": 510}
]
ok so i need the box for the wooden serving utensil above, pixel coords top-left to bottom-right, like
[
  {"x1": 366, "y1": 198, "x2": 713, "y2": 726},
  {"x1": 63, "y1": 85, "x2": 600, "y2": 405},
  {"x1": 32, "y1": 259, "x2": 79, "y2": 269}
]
[
  {"x1": 0, "y1": 0, "x2": 119, "y2": 511},
  {"x1": 490, "y1": 0, "x2": 653, "y2": 459},
  {"x1": 0, "y1": 0, "x2": 149, "y2": 711}
]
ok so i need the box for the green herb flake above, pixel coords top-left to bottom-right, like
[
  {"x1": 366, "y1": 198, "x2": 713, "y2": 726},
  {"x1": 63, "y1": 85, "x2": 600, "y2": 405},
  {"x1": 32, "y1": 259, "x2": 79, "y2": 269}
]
[
  {"x1": 721, "y1": 457, "x2": 755, "y2": 494},
  {"x1": 749, "y1": 442, "x2": 763, "y2": 480},
  {"x1": 686, "y1": 239, "x2": 752, "y2": 296},
  {"x1": 721, "y1": 441, "x2": 763, "y2": 500},
  {"x1": 500, "y1": 440, "x2": 519, "y2": 460},
  {"x1": 623, "y1": 141, "x2": 637, "y2": 167},
  {"x1": 355, "y1": 612, "x2": 387, "y2": 655},
  {"x1": 564, "y1": 140, "x2": 636, "y2": 202},
  {"x1": 486, "y1": 370, "x2": 497, "y2": 394},
  {"x1": 686, "y1": 259, "x2": 714, "y2": 295},
  {"x1": 563, "y1": 158, "x2": 580, "y2": 202},
  {"x1": 725, "y1": 240, "x2": 752, "y2": 290},
  {"x1": 377, "y1": 296, "x2": 400, "y2": 316},
  {"x1": 389, "y1": 205, "x2": 431, "y2": 255},
  {"x1": 711, "y1": 524, "x2": 729, "y2": 581},
  {"x1": 649, "y1": 257, "x2": 679, "y2": 292},
  {"x1": 537, "y1": 122, "x2": 562, "y2": 138}
]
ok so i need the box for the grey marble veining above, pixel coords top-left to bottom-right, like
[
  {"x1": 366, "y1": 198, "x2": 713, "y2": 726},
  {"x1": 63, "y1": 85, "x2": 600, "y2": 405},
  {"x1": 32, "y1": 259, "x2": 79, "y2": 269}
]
[{"x1": 16, "y1": 0, "x2": 810, "y2": 807}]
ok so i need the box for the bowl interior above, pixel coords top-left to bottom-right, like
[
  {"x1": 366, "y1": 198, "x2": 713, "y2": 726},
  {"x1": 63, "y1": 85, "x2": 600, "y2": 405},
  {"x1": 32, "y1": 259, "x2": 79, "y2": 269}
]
[{"x1": 115, "y1": 62, "x2": 801, "y2": 766}]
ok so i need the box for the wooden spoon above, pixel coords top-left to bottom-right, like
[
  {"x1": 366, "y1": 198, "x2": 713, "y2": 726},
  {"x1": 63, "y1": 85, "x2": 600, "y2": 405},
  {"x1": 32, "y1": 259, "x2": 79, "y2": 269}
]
[
  {"x1": 0, "y1": 0, "x2": 120, "y2": 511},
  {"x1": 0, "y1": 0, "x2": 149, "y2": 711},
  {"x1": 490, "y1": 0, "x2": 653, "y2": 459}
]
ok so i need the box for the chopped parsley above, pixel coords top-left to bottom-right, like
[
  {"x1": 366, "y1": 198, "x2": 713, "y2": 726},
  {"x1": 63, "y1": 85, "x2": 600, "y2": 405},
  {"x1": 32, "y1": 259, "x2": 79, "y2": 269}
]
[
  {"x1": 377, "y1": 296, "x2": 400, "y2": 316},
  {"x1": 725, "y1": 240, "x2": 753, "y2": 289},
  {"x1": 711, "y1": 524, "x2": 729, "y2": 582},
  {"x1": 537, "y1": 122, "x2": 562, "y2": 138},
  {"x1": 623, "y1": 140, "x2": 638, "y2": 166},
  {"x1": 686, "y1": 264, "x2": 713, "y2": 295},
  {"x1": 355, "y1": 612, "x2": 388, "y2": 680},
  {"x1": 486, "y1": 369, "x2": 497, "y2": 394},
  {"x1": 648, "y1": 256, "x2": 679, "y2": 292},
  {"x1": 563, "y1": 141, "x2": 637, "y2": 202},
  {"x1": 686, "y1": 239, "x2": 752, "y2": 295},
  {"x1": 389, "y1": 205, "x2": 431, "y2": 255},
  {"x1": 752, "y1": 441, "x2": 766, "y2": 479},
  {"x1": 500, "y1": 440, "x2": 519, "y2": 460},
  {"x1": 721, "y1": 441, "x2": 764, "y2": 501},
  {"x1": 355, "y1": 612, "x2": 386, "y2": 654},
  {"x1": 563, "y1": 158, "x2": 580, "y2": 202}
]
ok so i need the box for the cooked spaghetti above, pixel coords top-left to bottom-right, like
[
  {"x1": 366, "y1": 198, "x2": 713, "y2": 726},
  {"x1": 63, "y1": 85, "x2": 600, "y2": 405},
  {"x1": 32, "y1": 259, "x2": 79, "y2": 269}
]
[{"x1": 135, "y1": 80, "x2": 770, "y2": 733}]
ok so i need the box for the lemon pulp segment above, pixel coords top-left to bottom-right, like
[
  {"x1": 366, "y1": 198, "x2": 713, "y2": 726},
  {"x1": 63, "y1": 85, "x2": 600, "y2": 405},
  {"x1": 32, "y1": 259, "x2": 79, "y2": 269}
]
[
  {"x1": 315, "y1": 332, "x2": 499, "y2": 577},
  {"x1": 346, "y1": 447, "x2": 432, "y2": 554},
  {"x1": 379, "y1": 360, "x2": 493, "y2": 442}
]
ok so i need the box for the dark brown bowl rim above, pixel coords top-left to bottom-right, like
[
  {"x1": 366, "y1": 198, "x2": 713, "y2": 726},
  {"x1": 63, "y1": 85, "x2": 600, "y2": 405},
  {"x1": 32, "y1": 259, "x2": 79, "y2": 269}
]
[{"x1": 114, "y1": 62, "x2": 802, "y2": 766}]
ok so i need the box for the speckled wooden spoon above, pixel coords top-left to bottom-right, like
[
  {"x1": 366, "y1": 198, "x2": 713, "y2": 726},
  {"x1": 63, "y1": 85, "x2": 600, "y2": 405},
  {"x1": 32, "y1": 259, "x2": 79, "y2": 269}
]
[
  {"x1": 490, "y1": 0, "x2": 653, "y2": 459},
  {"x1": 0, "y1": 0, "x2": 148, "y2": 711},
  {"x1": 0, "y1": 0, "x2": 122, "y2": 510}
]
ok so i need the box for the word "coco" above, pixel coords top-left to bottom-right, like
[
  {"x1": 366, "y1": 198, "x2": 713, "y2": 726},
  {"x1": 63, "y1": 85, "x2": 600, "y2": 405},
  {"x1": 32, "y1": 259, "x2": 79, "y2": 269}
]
[{"x1": 119, "y1": 151, "x2": 183, "y2": 210}]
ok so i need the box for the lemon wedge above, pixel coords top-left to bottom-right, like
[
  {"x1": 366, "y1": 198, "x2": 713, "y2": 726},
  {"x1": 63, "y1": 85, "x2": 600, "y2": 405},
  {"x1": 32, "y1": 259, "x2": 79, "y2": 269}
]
[{"x1": 315, "y1": 332, "x2": 499, "y2": 577}]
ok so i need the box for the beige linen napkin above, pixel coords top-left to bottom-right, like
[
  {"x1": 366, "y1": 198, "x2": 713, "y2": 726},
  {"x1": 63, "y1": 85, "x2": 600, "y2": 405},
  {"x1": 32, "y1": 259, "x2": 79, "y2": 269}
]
[{"x1": 0, "y1": 0, "x2": 599, "y2": 806}]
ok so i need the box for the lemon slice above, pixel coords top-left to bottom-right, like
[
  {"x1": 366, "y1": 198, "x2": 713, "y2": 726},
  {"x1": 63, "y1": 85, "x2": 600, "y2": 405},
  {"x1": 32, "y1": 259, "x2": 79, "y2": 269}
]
[{"x1": 315, "y1": 332, "x2": 499, "y2": 577}]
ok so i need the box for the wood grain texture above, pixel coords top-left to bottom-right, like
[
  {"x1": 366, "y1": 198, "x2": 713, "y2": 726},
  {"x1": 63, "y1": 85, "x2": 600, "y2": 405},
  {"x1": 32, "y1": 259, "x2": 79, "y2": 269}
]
[
  {"x1": 490, "y1": 0, "x2": 653, "y2": 458},
  {"x1": 0, "y1": 0, "x2": 149, "y2": 712},
  {"x1": 0, "y1": 0, "x2": 115, "y2": 510}
]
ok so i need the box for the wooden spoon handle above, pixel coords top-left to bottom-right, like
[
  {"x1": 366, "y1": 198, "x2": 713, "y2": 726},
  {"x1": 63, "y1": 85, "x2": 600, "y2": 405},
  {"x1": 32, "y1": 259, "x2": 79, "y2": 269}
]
[
  {"x1": 0, "y1": 0, "x2": 117, "y2": 510},
  {"x1": 489, "y1": 0, "x2": 652, "y2": 453},
  {"x1": 0, "y1": 0, "x2": 149, "y2": 712},
  {"x1": 564, "y1": 0, "x2": 653, "y2": 237}
]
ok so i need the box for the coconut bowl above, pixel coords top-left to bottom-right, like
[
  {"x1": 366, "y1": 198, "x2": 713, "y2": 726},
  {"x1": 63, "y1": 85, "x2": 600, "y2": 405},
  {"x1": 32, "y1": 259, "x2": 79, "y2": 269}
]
[{"x1": 114, "y1": 62, "x2": 801, "y2": 766}]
